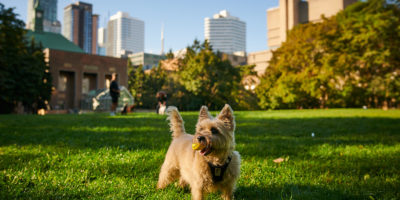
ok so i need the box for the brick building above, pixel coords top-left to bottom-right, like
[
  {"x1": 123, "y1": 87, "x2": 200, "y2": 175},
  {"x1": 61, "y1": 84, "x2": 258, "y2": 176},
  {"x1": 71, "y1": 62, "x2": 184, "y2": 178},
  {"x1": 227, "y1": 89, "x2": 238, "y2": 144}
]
[
  {"x1": 26, "y1": 30, "x2": 127, "y2": 110},
  {"x1": 44, "y1": 49, "x2": 127, "y2": 110}
]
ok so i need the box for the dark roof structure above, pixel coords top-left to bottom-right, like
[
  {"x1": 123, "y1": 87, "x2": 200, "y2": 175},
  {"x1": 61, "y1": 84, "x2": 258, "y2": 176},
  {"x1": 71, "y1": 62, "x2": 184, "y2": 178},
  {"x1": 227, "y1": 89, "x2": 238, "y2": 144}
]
[{"x1": 25, "y1": 30, "x2": 85, "y2": 53}]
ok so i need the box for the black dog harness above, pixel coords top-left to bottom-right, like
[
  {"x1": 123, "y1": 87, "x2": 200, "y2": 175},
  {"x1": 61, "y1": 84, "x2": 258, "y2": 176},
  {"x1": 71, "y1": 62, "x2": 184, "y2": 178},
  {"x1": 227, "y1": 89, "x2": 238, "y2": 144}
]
[{"x1": 208, "y1": 156, "x2": 232, "y2": 182}]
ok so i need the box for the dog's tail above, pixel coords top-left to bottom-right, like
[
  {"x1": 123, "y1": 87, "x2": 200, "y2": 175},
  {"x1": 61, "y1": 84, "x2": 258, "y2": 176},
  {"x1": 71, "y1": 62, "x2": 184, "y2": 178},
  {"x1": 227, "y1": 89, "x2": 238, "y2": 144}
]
[{"x1": 166, "y1": 106, "x2": 185, "y2": 138}]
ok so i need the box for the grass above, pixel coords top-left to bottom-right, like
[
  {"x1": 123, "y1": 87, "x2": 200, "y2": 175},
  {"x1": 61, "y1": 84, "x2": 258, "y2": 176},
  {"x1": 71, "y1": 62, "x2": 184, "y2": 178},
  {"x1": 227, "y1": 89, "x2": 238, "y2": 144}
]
[{"x1": 0, "y1": 109, "x2": 399, "y2": 199}]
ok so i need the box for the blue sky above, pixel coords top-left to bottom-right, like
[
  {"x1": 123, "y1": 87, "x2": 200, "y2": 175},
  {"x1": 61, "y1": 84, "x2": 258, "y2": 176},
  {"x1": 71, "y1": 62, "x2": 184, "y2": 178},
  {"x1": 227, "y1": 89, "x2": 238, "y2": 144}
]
[{"x1": 2, "y1": 0, "x2": 279, "y2": 54}]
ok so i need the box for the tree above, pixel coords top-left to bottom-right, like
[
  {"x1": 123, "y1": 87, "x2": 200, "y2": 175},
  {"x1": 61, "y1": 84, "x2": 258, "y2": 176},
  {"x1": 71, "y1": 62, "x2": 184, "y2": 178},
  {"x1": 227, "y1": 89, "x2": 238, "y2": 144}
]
[
  {"x1": 256, "y1": 18, "x2": 337, "y2": 109},
  {"x1": 332, "y1": 0, "x2": 400, "y2": 109},
  {"x1": 165, "y1": 49, "x2": 174, "y2": 59},
  {"x1": 128, "y1": 60, "x2": 166, "y2": 109},
  {"x1": 128, "y1": 61, "x2": 145, "y2": 107},
  {"x1": 141, "y1": 64, "x2": 167, "y2": 108},
  {"x1": 128, "y1": 39, "x2": 260, "y2": 111},
  {"x1": 0, "y1": 3, "x2": 52, "y2": 113},
  {"x1": 178, "y1": 40, "x2": 241, "y2": 110},
  {"x1": 256, "y1": 0, "x2": 400, "y2": 109},
  {"x1": 234, "y1": 64, "x2": 261, "y2": 110}
]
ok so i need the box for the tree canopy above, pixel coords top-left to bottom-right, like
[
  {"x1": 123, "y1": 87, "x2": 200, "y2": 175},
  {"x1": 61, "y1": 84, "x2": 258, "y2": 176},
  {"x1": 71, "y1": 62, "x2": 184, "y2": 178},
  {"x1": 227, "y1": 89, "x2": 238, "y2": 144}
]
[
  {"x1": 0, "y1": 3, "x2": 52, "y2": 113},
  {"x1": 256, "y1": 0, "x2": 400, "y2": 109},
  {"x1": 178, "y1": 40, "x2": 241, "y2": 110},
  {"x1": 128, "y1": 40, "x2": 258, "y2": 111}
]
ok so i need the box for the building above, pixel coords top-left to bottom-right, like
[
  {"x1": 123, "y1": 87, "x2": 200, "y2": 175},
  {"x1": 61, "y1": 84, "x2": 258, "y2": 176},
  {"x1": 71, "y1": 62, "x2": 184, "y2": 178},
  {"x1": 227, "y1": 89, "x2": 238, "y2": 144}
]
[
  {"x1": 45, "y1": 49, "x2": 128, "y2": 110},
  {"x1": 97, "y1": 27, "x2": 107, "y2": 56},
  {"x1": 26, "y1": 7, "x2": 128, "y2": 111},
  {"x1": 204, "y1": 10, "x2": 246, "y2": 54},
  {"x1": 26, "y1": 0, "x2": 61, "y2": 33},
  {"x1": 250, "y1": 0, "x2": 358, "y2": 76},
  {"x1": 267, "y1": 0, "x2": 357, "y2": 49},
  {"x1": 247, "y1": 50, "x2": 273, "y2": 76},
  {"x1": 220, "y1": 52, "x2": 247, "y2": 67},
  {"x1": 308, "y1": 0, "x2": 357, "y2": 22},
  {"x1": 27, "y1": 30, "x2": 128, "y2": 110},
  {"x1": 106, "y1": 12, "x2": 144, "y2": 58},
  {"x1": 62, "y1": 1, "x2": 98, "y2": 54},
  {"x1": 129, "y1": 52, "x2": 166, "y2": 70}
]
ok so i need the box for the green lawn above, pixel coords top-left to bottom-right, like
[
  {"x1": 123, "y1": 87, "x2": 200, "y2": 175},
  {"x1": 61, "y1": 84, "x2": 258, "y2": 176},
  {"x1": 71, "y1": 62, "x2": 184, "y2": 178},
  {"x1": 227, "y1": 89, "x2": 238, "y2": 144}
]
[{"x1": 0, "y1": 109, "x2": 399, "y2": 199}]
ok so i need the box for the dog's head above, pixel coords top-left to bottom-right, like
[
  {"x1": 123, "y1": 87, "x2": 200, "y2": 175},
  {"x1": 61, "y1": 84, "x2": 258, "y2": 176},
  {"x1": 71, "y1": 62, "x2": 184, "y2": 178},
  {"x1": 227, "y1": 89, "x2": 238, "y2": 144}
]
[{"x1": 193, "y1": 104, "x2": 235, "y2": 157}]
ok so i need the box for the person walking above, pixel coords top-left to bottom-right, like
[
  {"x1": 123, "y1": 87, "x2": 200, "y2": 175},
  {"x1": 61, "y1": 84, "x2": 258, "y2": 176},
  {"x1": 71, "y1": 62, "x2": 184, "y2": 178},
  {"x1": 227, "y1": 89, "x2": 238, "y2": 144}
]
[{"x1": 110, "y1": 73, "x2": 120, "y2": 116}]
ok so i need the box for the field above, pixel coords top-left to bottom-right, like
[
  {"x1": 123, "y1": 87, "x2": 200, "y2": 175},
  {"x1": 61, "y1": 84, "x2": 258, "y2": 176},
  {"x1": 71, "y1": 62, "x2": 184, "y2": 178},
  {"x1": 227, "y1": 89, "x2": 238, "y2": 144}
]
[{"x1": 0, "y1": 109, "x2": 399, "y2": 199}]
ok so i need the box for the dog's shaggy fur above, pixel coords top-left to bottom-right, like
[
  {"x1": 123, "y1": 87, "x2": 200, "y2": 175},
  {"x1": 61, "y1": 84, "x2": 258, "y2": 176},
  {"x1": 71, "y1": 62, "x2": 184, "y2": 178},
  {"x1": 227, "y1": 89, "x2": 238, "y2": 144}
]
[{"x1": 157, "y1": 105, "x2": 241, "y2": 200}]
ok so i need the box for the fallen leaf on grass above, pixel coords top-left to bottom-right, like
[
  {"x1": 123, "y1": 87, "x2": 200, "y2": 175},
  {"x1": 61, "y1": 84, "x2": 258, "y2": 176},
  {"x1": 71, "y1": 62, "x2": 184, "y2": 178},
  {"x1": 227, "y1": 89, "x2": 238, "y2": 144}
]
[
  {"x1": 273, "y1": 158, "x2": 285, "y2": 163},
  {"x1": 364, "y1": 174, "x2": 370, "y2": 181}
]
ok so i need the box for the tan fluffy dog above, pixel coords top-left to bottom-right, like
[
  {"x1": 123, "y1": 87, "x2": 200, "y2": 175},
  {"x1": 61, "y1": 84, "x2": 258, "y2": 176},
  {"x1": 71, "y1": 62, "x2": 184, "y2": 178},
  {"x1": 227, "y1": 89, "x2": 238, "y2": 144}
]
[{"x1": 157, "y1": 104, "x2": 241, "y2": 200}]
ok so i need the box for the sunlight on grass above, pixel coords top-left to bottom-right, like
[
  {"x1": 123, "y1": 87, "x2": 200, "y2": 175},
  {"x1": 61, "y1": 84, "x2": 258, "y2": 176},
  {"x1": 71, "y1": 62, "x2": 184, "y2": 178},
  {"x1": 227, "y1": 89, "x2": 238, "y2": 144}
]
[{"x1": 70, "y1": 126, "x2": 163, "y2": 133}]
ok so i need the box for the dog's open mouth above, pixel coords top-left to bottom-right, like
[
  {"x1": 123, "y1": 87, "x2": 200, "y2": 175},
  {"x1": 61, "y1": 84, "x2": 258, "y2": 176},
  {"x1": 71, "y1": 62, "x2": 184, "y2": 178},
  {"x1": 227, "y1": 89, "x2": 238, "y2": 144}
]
[
  {"x1": 200, "y1": 144, "x2": 212, "y2": 156},
  {"x1": 192, "y1": 141, "x2": 212, "y2": 156}
]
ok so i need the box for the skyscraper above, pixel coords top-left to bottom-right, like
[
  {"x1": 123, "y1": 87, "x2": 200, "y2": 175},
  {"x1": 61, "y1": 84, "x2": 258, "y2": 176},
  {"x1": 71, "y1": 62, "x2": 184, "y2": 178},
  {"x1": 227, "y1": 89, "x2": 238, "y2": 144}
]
[
  {"x1": 106, "y1": 12, "x2": 144, "y2": 58},
  {"x1": 97, "y1": 27, "x2": 107, "y2": 56},
  {"x1": 204, "y1": 10, "x2": 246, "y2": 54},
  {"x1": 26, "y1": 0, "x2": 61, "y2": 33},
  {"x1": 62, "y1": 1, "x2": 98, "y2": 54}
]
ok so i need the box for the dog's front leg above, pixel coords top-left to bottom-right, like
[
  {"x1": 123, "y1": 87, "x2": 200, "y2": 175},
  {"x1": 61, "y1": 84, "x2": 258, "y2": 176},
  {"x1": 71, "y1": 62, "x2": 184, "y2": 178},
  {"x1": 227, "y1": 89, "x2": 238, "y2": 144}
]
[
  {"x1": 221, "y1": 186, "x2": 234, "y2": 200},
  {"x1": 191, "y1": 183, "x2": 204, "y2": 200}
]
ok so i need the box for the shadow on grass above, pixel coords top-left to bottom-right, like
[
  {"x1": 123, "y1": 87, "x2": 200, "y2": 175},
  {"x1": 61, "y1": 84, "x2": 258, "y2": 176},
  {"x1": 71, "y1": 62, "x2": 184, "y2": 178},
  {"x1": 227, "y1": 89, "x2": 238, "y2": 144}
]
[
  {"x1": 0, "y1": 153, "x2": 40, "y2": 170},
  {"x1": 0, "y1": 115, "x2": 171, "y2": 151},
  {"x1": 235, "y1": 183, "x2": 382, "y2": 200},
  {"x1": 1, "y1": 114, "x2": 399, "y2": 154}
]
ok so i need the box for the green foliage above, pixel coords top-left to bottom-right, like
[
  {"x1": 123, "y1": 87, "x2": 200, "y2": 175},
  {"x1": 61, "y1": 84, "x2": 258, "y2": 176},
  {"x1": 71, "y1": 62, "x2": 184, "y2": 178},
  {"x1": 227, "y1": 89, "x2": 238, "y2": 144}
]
[
  {"x1": 165, "y1": 49, "x2": 174, "y2": 59},
  {"x1": 128, "y1": 40, "x2": 259, "y2": 111},
  {"x1": 128, "y1": 60, "x2": 166, "y2": 109},
  {"x1": 0, "y1": 3, "x2": 52, "y2": 113},
  {"x1": 0, "y1": 109, "x2": 400, "y2": 199},
  {"x1": 128, "y1": 61, "x2": 145, "y2": 105},
  {"x1": 256, "y1": 0, "x2": 400, "y2": 109},
  {"x1": 178, "y1": 40, "x2": 241, "y2": 110}
]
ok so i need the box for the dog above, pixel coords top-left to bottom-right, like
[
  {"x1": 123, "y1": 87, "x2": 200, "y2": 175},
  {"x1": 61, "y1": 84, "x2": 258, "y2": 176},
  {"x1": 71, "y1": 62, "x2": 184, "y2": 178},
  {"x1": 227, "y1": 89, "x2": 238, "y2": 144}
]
[{"x1": 157, "y1": 104, "x2": 241, "y2": 200}]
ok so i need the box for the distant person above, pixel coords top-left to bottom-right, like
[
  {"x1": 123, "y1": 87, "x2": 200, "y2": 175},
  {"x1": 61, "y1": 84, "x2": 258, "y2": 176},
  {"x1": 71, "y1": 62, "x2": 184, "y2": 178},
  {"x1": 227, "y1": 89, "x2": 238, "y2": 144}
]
[
  {"x1": 156, "y1": 91, "x2": 167, "y2": 115},
  {"x1": 110, "y1": 73, "x2": 120, "y2": 116}
]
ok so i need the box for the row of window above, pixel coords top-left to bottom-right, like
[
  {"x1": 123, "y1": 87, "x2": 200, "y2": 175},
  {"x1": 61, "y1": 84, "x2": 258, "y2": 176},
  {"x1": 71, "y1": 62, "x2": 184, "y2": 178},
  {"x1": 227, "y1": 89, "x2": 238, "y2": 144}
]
[{"x1": 58, "y1": 71, "x2": 116, "y2": 94}]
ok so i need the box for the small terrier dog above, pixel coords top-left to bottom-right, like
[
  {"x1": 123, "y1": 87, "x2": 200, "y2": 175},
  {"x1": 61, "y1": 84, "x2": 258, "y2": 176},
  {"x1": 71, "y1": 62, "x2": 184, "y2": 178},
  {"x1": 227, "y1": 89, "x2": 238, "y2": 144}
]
[{"x1": 157, "y1": 104, "x2": 241, "y2": 200}]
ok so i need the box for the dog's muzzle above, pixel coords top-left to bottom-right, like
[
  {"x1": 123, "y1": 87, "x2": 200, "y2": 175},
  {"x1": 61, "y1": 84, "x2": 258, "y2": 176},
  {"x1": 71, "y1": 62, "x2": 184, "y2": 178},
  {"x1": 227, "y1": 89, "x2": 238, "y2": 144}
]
[{"x1": 194, "y1": 136, "x2": 212, "y2": 156}]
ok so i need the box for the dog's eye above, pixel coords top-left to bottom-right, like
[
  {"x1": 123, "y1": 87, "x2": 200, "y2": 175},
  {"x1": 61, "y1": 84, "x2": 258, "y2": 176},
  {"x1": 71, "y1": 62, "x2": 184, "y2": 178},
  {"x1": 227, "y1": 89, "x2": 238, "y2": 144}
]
[{"x1": 211, "y1": 127, "x2": 219, "y2": 135}]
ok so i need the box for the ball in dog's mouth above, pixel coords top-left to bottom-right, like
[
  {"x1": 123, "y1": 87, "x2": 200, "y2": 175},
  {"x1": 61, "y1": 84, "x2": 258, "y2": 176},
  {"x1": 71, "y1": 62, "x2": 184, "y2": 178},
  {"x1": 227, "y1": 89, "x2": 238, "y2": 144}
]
[{"x1": 193, "y1": 142, "x2": 212, "y2": 156}]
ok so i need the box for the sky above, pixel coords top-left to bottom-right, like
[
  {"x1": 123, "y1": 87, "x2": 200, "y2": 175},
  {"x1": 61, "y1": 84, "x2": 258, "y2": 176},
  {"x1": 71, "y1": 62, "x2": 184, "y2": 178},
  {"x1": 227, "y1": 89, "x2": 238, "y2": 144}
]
[{"x1": 2, "y1": 0, "x2": 279, "y2": 54}]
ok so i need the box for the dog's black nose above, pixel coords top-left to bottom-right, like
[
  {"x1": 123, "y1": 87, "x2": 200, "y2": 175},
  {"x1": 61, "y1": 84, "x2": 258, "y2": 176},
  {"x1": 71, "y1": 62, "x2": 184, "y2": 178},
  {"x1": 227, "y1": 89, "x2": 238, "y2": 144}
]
[{"x1": 197, "y1": 136, "x2": 206, "y2": 142}]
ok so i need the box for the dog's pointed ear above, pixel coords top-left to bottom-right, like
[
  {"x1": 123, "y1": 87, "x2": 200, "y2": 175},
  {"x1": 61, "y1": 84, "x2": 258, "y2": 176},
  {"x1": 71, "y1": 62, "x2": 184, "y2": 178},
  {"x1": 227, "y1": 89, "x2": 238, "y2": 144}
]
[
  {"x1": 217, "y1": 104, "x2": 235, "y2": 131},
  {"x1": 198, "y1": 106, "x2": 212, "y2": 122}
]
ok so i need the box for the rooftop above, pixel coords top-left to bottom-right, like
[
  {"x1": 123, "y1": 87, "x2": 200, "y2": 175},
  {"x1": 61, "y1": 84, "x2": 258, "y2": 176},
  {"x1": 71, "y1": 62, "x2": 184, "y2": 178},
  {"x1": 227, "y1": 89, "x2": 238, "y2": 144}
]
[
  {"x1": 212, "y1": 10, "x2": 239, "y2": 20},
  {"x1": 25, "y1": 30, "x2": 85, "y2": 53},
  {"x1": 110, "y1": 11, "x2": 143, "y2": 22}
]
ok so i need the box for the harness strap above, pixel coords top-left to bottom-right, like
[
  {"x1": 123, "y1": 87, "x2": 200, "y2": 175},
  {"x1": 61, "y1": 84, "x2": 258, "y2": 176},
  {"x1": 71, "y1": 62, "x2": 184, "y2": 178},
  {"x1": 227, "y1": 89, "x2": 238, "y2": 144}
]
[{"x1": 208, "y1": 156, "x2": 232, "y2": 182}]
